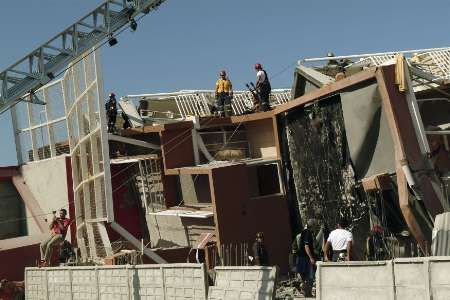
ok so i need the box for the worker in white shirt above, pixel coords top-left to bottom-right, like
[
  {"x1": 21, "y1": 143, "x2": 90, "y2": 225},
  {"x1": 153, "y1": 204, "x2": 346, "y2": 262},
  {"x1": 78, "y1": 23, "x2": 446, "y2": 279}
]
[
  {"x1": 254, "y1": 63, "x2": 272, "y2": 112},
  {"x1": 323, "y1": 217, "x2": 353, "y2": 262}
]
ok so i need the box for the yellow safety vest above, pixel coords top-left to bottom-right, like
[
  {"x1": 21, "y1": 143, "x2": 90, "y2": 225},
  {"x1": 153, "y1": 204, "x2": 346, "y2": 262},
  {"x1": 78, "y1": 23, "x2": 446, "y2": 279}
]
[{"x1": 215, "y1": 79, "x2": 232, "y2": 93}]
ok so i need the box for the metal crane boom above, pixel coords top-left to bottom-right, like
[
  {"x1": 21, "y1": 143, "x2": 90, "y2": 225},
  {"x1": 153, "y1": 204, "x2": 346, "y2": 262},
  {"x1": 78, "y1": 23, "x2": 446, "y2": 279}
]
[{"x1": 0, "y1": 0, "x2": 166, "y2": 114}]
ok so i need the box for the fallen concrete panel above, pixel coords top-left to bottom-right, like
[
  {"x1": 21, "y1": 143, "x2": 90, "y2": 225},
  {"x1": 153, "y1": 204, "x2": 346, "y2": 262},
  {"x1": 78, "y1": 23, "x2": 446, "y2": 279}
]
[
  {"x1": 208, "y1": 266, "x2": 278, "y2": 300},
  {"x1": 25, "y1": 263, "x2": 207, "y2": 300}
]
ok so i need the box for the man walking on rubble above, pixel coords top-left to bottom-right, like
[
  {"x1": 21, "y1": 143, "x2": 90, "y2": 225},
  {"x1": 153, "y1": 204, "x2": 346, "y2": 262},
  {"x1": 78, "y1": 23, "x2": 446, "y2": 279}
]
[
  {"x1": 105, "y1": 92, "x2": 118, "y2": 133},
  {"x1": 40, "y1": 209, "x2": 72, "y2": 266},
  {"x1": 292, "y1": 219, "x2": 317, "y2": 298},
  {"x1": 324, "y1": 217, "x2": 353, "y2": 262},
  {"x1": 251, "y1": 232, "x2": 268, "y2": 266},
  {"x1": 215, "y1": 70, "x2": 233, "y2": 117},
  {"x1": 254, "y1": 63, "x2": 272, "y2": 112}
]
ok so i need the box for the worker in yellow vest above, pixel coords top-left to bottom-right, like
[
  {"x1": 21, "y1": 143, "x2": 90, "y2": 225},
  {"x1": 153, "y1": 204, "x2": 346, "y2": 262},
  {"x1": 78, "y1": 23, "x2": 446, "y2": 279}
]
[{"x1": 215, "y1": 70, "x2": 233, "y2": 117}]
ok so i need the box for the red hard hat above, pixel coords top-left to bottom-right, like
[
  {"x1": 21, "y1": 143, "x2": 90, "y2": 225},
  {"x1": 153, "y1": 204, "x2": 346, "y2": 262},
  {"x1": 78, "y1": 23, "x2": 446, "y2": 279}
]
[
  {"x1": 254, "y1": 63, "x2": 262, "y2": 70},
  {"x1": 371, "y1": 225, "x2": 384, "y2": 233},
  {"x1": 219, "y1": 70, "x2": 226, "y2": 76}
]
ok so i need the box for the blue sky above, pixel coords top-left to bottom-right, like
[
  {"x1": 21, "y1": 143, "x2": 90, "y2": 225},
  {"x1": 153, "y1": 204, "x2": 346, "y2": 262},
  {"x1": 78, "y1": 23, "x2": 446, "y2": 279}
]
[{"x1": 1, "y1": 0, "x2": 449, "y2": 166}]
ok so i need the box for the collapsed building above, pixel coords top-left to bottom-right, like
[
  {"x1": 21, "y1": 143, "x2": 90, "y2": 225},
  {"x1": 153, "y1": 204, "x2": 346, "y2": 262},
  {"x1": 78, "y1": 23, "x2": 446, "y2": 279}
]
[{"x1": 1, "y1": 46, "x2": 450, "y2": 299}]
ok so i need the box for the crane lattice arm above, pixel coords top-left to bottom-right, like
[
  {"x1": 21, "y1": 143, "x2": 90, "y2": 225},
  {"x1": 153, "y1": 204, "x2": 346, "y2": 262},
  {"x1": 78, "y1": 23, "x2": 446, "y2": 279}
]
[{"x1": 0, "y1": 0, "x2": 166, "y2": 114}]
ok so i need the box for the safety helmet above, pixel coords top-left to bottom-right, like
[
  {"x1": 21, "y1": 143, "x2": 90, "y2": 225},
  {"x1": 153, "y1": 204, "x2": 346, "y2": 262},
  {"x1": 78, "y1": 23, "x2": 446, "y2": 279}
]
[
  {"x1": 219, "y1": 70, "x2": 226, "y2": 76},
  {"x1": 256, "y1": 232, "x2": 264, "y2": 239},
  {"x1": 327, "y1": 52, "x2": 335, "y2": 57},
  {"x1": 254, "y1": 63, "x2": 262, "y2": 70}
]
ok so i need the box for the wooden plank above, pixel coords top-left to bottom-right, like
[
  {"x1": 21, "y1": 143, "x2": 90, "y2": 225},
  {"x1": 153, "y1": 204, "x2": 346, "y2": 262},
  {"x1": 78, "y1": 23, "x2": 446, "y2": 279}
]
[{"x1": 230, "y1": 110, "x2": 274, "y2": 124}]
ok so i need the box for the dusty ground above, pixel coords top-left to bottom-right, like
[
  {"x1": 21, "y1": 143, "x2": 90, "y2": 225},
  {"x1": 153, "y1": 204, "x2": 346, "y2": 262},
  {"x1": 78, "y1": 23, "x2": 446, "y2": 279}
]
[{"x1": 275, "y1": 276, "x2": 316, "y2": 299}]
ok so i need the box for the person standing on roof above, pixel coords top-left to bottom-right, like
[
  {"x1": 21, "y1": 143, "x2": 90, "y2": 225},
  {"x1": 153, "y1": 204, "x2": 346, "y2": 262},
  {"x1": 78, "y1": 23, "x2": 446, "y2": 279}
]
[
  {"x1": 40, "y1": 209, "x2": 72, "y2": 266},
  {"x1": 293, "y1": 219, "x2": 317, "y2": 297},
  {"x1": 324, "y1": 217, "x2": 353, "y2": 262},
  {"x1": 215, "y1": 70, "x2": 233, "y2": 117},
  {"x1": 254, "y1": 63, "x2": 272, "y2": 112},
  {"x1": 105, "y1": 92, "x2": 118, "y2": 133}
]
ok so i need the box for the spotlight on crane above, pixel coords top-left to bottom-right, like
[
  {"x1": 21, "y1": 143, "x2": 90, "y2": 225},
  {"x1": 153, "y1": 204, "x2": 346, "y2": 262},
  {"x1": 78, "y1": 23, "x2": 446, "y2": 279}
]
[
  {"x1": 130, "y1": 19, "x2": 138, "y2": 31},
  {"x1": 108, "y1": 36, "x2": 118, "y2": 47}
]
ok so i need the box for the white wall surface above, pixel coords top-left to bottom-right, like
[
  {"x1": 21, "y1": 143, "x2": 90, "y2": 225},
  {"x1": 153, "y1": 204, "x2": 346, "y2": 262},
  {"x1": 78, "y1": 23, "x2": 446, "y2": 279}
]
[{"x1": 20, "y1": 155, "x2": 70, "y2": 238}]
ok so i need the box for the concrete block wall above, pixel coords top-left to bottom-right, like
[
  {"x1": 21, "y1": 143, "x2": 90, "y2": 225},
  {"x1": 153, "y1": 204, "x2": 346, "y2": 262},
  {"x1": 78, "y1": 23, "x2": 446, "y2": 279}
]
[
  {"x1": 317, "y1": 261, "x2": 395, "y2": 300},
  {"x1": 317, "y1": 257, "x2": 450, "y2": 300},
  {"x1": 208, "y1": 266, "x2": 278, "y2": 300},
  {"x1": 26, "y1": 269, "x2": 48, "y2": 300},
  {"x1": 25, "y1": 263, "x2": 207, "y2": 300},
  {"x1": 163, "y1": 265, "x2": 207, "y2": 299},
  {"x1": 47, "y1": 269, "x2": 72, "y2": 299},
  {"x1": 98, "y1": 268, "x2": 129, "y2": 299},
  {"x1": 72, "y1": 269, "x2": 98, "y2": 300}
]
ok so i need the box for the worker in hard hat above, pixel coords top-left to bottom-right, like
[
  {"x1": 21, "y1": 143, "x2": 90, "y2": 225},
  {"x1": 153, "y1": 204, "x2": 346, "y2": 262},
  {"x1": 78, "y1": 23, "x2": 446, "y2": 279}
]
[
  {"x1": 254, "y1": 63, "x2": 272, "y2": 112},
  {"x1": 215, "y1": 70, "x2": 233, "y2": 117},
  {"x1": 326, "y1": 52, "x2": 339, "y2": 66},
  {"x1": 105, "y1": 92, "x2": 118, "y2": 133}
]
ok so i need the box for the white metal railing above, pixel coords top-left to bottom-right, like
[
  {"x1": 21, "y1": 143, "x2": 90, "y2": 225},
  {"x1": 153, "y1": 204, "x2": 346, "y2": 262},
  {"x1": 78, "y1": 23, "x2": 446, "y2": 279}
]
[
  {"x1": 123, "y1": 89, "x2": 293, "y2": 119},
  {"x1": 230, "y1": 92, "x2": 254, "y2": 115},
  {"x1": 302, "y1": 47, "x2": 450, "y2": 63},
  {"x1": 175, "y1": 93, "x2": 211, "y2": 118},
  {"x1": 302, "y1": 47, "x2": 450, "y2": 83},
  {"x1": 273, "y1": 90, "x2": 292, "y2": 105},
  {"x1": 413, "y1": 49, "x2": 450, "y2": 81}
]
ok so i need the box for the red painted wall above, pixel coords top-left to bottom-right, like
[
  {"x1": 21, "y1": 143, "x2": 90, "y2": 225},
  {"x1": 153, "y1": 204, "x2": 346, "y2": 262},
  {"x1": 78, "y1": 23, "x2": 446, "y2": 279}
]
[
  {"x1": 160, "y1": 127, "x2": 194, "y2": 171},
  {"x1": 0, "y1": 166, "x2": 18, "y2": 181},
  {"x1": 107, "y1": 163, "x2": 145, "y2": 242},
  {"x1": 209, "y1": 164, "x2": 291, "y2": 274},
  {"x1": 0, "y1": 244, "x2": 39, "y2": 281},
  {"x1": 64, "y1": 157, "x2": 76, "y2": 245}
]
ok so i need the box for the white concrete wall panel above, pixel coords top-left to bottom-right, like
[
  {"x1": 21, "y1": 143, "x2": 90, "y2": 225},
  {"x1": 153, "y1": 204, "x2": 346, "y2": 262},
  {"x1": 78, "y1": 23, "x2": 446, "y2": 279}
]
[
  {"x1": 208, "y1": 287, "x2": 270, "y2": 300},
  {"x1": 98, "y1": 268, "x2": 129, "y2": 299},
  {"x1": 316, "y1": 261, "x2": 395, "y2": 300},
  {"x1": 208, "y1": 266, "x2": 277, "y2": 300},
  {"x1": 317, "y1": 257, "x2": 450, "y2": 300},
  {"x1": 134, "y1": 267, "x2": 165, "y2": 299},
  {"x1": 163, "y1": 265, "x2": 207, "y2": 299},
  {"x1": 25, "y1": 269, "x2": 48, "y2": 300},
  {"x1": 47, "y1": 269, "x2": 72, "y2": 299},
  {"x1": 25, "y1": 264, "x2": 207, "y2": 300},
  {"x1": 430, "y1": 259, "x2": 450, "y2": 299},
  {"x1": 21, "y1": 156, "x2": 69, "y2": 226},
  {"x1": 394, "y1": 261, "x2": 427, "y2": 300},
  {"x1": 71, "y1": 269, "x2": 98, "y2": 300}
]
